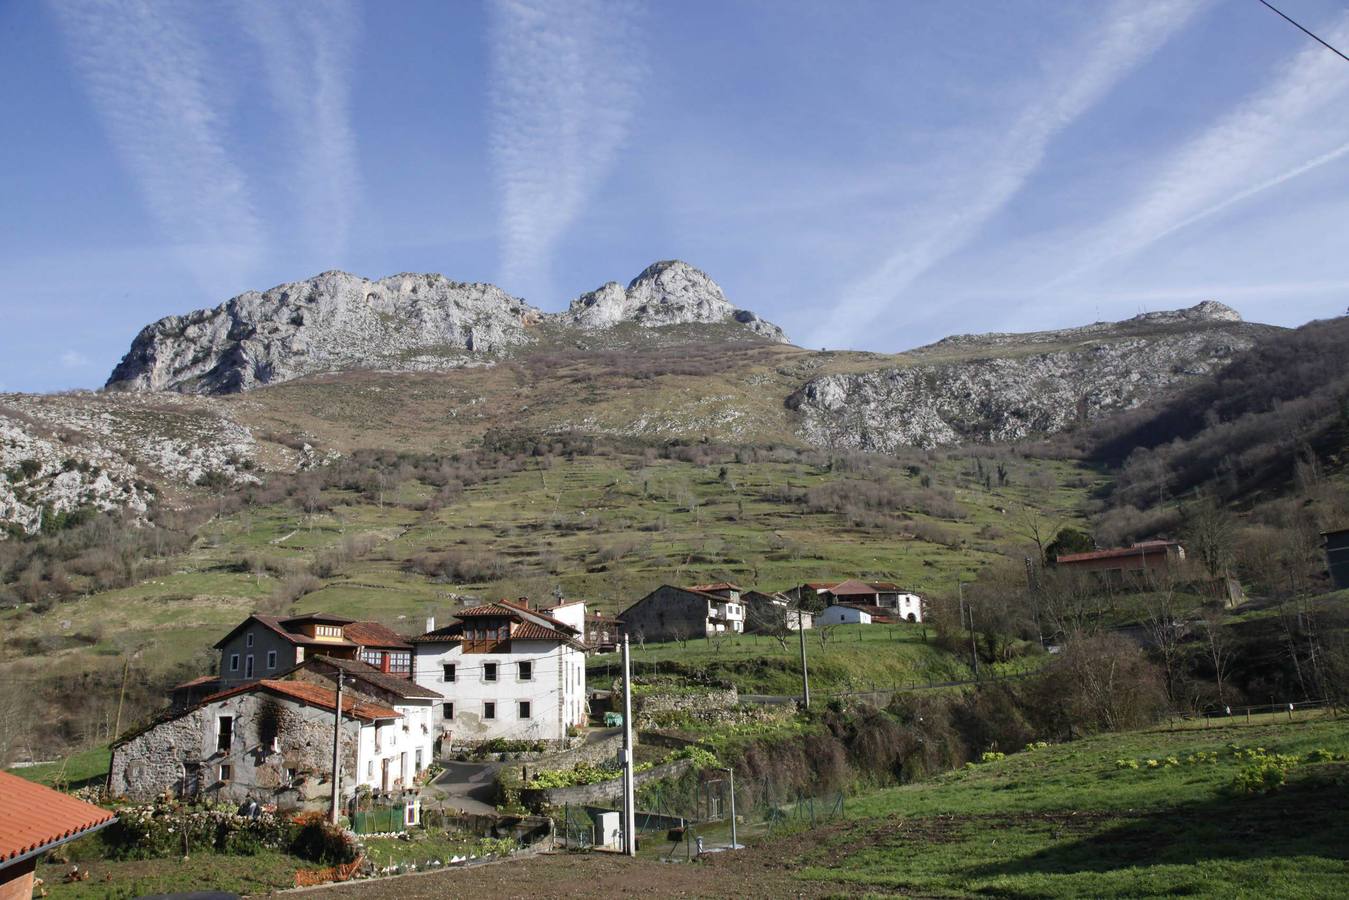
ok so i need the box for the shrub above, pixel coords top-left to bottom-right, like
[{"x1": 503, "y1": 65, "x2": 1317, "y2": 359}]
[
  {"x1": 979, "y1": 751, "x2": 1006, "y2": 764},
  {"x1": 290, "y1": 812, "x2": 357, "y2": 864},
  {"x1": 1231, "y1": 751, "x2": 1300, "y2": 795}
]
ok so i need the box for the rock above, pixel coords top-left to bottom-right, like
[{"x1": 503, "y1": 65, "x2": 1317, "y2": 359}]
[
  {"x1": 106, "y1": 262, "x2": 790, "y2": 394},
  {"x1": 561, "y1": 260, "x2": 789, "y2": 342},
  {"x1": 787, "y1": 309, "x2": 1267, "y2": 451}
]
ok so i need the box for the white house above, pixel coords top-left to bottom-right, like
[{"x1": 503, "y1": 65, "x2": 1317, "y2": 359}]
[
  {"x1": 412, "y1": 599, "x2": 587, "y2": 746},
  {"x1": 816, "y1": 604, "x2": 875, "y2": 626},
  {"x1": 793, "y1": 580, "x2": 924, "y2": 623}
]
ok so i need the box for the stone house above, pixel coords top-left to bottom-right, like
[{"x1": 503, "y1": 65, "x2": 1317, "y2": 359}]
[
  {"x1": 618, "y1": 585, "x2": 746, "y2": 643},
  {"x1": 1055, "y1": 541, "x2": 1185, "y2": 582},
  {"x1": 411, "y1": 599, "x2": 587, "y2": 746},
  {"x1": 108, "y1": 679, "x2": 409, "y2": 808},
  {"x1": 742, "y1": 590, "x2": 813, "y2": 633},
  {"x1": 171, "y1": 612, "x2": 414, "y2": 708}
]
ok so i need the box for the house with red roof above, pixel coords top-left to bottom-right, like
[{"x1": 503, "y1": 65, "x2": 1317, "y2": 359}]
[
  {"x1": 410, "y1": 599, "x2": 588, "y2": 746},
  {"x1": 0, "y1": 771, "x2": 115, "y2": 899},
  {"x1": 170, "y1": 611, "x2": 415, "y2": 708},
  {"x1": 109, "y1": 674, "x2": 428, "y2": 808},
  {"x1": 1055, "y1": 540, "x2": 1185, "y2": 581},
  {"x1": 789, "y1": 579, "x2": 924, "y2": 622}
]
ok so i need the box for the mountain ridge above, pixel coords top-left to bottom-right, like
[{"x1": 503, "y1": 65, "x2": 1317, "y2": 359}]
[{"x1": 105, "y1": 260, "x2": 789, "y2": 395}]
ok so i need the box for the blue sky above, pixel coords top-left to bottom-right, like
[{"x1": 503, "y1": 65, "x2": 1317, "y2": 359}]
[{"x1": 3, "y1": 0, "x2": 1348, "y2": 393}]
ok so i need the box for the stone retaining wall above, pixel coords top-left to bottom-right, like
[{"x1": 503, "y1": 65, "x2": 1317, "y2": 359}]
[{"x1": 520, "y1": 758, "x2": 696, "y2": 809}]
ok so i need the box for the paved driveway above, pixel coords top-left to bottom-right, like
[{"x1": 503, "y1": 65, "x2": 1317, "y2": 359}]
[{"x1": 426, "y1": 761, "x2": 501, "y2": 815}]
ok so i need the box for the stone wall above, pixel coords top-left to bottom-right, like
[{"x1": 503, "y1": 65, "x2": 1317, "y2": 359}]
[{"x1": 519, "y1": 758, "x2": 696, "y2": 809}]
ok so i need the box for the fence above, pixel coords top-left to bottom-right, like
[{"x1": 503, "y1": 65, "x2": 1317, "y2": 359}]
[
  {"x1": 1164, "y1": 698, "x2": 1337, "y2": 731},
  {"x1": 352, "y1": 806, "x2": 405, "y2": 834}
]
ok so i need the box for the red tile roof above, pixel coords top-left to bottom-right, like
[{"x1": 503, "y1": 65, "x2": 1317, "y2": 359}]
[
  {"x1": 826, "y1": 578, "x2": 883, "y2": 597},
  {"x1": 686, "y1": 582, "x2": 740, "y2": 593},
  {"x1": 0, "y1": 771, "x2": 116, "y2": 869},
  {"x1": 342, "y1": 621, "x2": 412, "y2": 649},
  {"x1": 512, "y1": 621, "x2": 585, "y2": 646},
  {"x1": 195, "y1": 680, "x2": 400, "y2": 723},
  {"x1": 1057, "y1": 541, "x2": 1182, "y2": 565},
  {"x1": 411, "y1": 623, "x2": 464, "y2": 644},
  {"x1": 171, "y1": 674, "x2": 221, "y2": 691}
]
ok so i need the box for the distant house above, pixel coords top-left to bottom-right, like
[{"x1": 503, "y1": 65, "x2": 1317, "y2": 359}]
[
  {"x1": 1325, "y1": 528, "x2": 1349, "y2": 590},
  {"x1": 816, "y1": 603, "x2": 891, "y2": 626},
  {"x1": 1055, "y1": 541, "x2": 1185, "y2": 581},
  {"x1": 742, "y1": 590, "x2": 812, "y2": 633},
  {"x1": 618, "y1": 585, "x2": 746, "y2": 643},
  {"x1": 0, "y1": 771, "x2": 115, "y2": 898},
  {"x1": 109, "y1": 678, "x2": 415, "y2": 807},
  {"x1": 791, "y1": 579, "x2": 923, "y2": 623},
  {"x1": 583, "y1": 611, "x2": 624, "y2": 652},
  {"x1": 411, "y1": 599, "x2": 587, "y2": 746}
]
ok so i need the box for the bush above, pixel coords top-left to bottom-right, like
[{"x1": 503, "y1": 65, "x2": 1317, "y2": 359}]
[
  {"x1": 1231, "y1": 752, "x2": 1299, "y2": 795},
  {"x1": 290, "y1": 812, "x2": 357, "y2": 864}
]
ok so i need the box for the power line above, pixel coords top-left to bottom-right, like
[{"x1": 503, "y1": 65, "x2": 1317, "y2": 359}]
[{"x1": 1257, "y1": 0, "x2": 1349, "y2": 62}]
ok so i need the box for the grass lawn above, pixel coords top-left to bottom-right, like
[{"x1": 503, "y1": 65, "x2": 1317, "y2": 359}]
[
  {"x1": 788, "y1": 715, "x2": 1349, "y2": 897},
  {"x1": 6, "y1": 746, "x2": 110, "y2": 790},
  {"x1": 35, "y1": 849, "x2": 300, "y2": 899},
  {"x1": 589, "y1": 622, "x2": 1038, "y2": 695}
]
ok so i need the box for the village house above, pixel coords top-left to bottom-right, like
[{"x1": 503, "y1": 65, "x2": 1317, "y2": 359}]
[
  {"x1": 108, "y1": 678, "x2": 420, "y2": 807},
  {"x1": 411, "y1": 599, "x2": 587, "y2": 746},
  {"x1": 170, "y1": 612, "x2": 414, "y2": 708},
  {"x1": 816, "y1": 603, "x2": 894, "y2": 626},
  {"x1": 618, "y1": 584, "x2": 746, "y2": 643},
  {"x1": 0, "y1": 771, "x2": 115, "y2": 899},
  {"x1": 790, "y1": 579, "x2": 924, "y2": 622},
  {"x1": 1055, "y1": 540, "x2": 1185, "y2": 582},
  {"x1": 544, "y1": 600, "x2": 622, "y2": 653},
  {"x1": 742, "y1": 590, "x2": 813, "y2": 633}
]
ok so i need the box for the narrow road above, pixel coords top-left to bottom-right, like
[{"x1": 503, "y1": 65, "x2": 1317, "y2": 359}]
[{"x1": 426, "y1": 761, "x2": 501, "y2": 815}]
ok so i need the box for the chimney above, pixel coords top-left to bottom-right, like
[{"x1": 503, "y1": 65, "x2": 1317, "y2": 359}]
[
  {"x1": 517, "y1": 596, "x2": 530, "y2": 609},
  {"x1": 425, "y1": 616, "x2": 436, "y2": 634}
]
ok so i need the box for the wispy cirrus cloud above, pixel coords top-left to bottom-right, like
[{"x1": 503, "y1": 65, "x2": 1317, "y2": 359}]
[
  {"x1": 1046, "y1": 12, "x2": 1349, "y2": 288},
  {"x1": 49, "y1": 0, "x2": 264, "y2": 285},
  {"x1": 236, "y1": 0, "x2": 361, "y2": 265},
  {"x1": 815, "y1": 0, "x2": 1207, "y2": 348},
  {"x1": 487, "y1": 0, "x2": 645, "y2": 303}
]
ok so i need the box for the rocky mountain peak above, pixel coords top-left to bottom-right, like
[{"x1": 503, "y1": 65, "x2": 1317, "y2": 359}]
[
  {"x1": 563, "y1": 260, "x2": 788, "y2": 342},
  {"x1": 1128, "y1": 300, "x2": 1242, "y2": 325},
  {"x1": 106, "y1": 261, "x2": 788, "y2": 394}
]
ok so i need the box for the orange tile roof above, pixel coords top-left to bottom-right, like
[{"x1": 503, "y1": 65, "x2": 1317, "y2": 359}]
[
  {"x1": 826, "y1": 578, "x2": 883, "y2": 597},
  {"x1": 1056, "y1": 541, "x2": 1182, "y2": 565},
  {"x1": 686, "y1": 582, "x2": 741, "y2": 593},
  {"x1": 342, "y1": 621, "x2": 412, "y2": 649},
  {"x1": 195, "y1": 680, "x2": 400, "y2": 723},
  {"x1": 0, "y1": 771, "x2": 116, "y2": 868}
]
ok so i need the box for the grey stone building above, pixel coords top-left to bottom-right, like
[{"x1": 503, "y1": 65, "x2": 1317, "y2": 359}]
[
  {"x1": 108, "y1": 679, "x2": 401, "y2": 808},
  {"x1": 617, "y1": 585, "x2": 745, "y2": 643}
]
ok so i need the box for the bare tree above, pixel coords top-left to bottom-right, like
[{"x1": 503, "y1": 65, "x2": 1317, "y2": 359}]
[
  {"x1": 1008, "y1": 501, "x2": 1066, "y2": 568},
  {"x1": 1140, "y1": 569, "x2": 1194, "y2": 702},
  {"x1": 1197, "y1": 607, "x2": 1234, "y2": 705},
  {"x1": 1184, "y1": 494, "x2": 1236, "y2": 582},
  {"x1": 815, "y1": 623, "x2": 837, "y2": 651}
]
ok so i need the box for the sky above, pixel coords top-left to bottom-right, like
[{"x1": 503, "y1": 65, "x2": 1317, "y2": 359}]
[{"x1": 2, "y1": 0, "x2": 1348, "y2": 393}]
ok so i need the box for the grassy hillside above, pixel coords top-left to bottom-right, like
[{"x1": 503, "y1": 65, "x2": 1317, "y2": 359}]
[
  {"x1": 0, "y1": 440, "x2": 1095, "y2": 758},
  {"x1": 793, "y1": 714, "x2": 1349, "y2": 897}
]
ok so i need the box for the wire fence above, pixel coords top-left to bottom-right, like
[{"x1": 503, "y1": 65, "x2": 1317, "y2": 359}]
[{"x1": 1163, "y1": 698, "x2": 1338, "y2": 731}]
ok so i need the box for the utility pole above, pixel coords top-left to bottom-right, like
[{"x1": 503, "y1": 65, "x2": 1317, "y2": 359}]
[
  {"x1": 958, "y1": 581, "x2": 979, "y2": 680},
  {"x1": 621, "y1": 635, "x2": 636, "y2": 856},
  {"x1": 723, "y1": 766, "x2": 738, "y2": 850},
  {"x1": 330, "y1": 674, "x2": 344, "y2": 825},
  {"x1": 797, "y1": 606, "x2": 810, "y2": 710},
  {"x1": 112, "y1": 655, "x2": 131, "y2": 739}
]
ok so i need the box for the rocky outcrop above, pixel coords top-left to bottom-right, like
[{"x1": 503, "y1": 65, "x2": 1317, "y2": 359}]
[
  {"x1": 107, "y1": 271, "x2": 544, "y2": 394},
  {"x1": 561, "y1": 260, "x2": 788, "y2": 342},
  {"x1": 106, "y1": 262, "x2": 789, "y2": 394},
  {"x1": 788, "y1": 305, "x2": 1267, "y2": 451}
]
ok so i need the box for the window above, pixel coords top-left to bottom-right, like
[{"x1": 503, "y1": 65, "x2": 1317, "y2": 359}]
[
  {"x1": 216, "y1": 716, "x2": 233, "y2": 753},
  {"x1": 245, "y1": 655, "x2": 254, "y2": 678},
  {"x1": 443, "y1": 663, "x2": 456, "y2": 682},
  {"x1": 367, "y1": 760, "x2": 374, "y2": 778},
  {"x1": 443, "y1": 702, "x2": 454, "y2": 720},
  {"x1": 246, "y1": 632, "x2": 254, "y2": 648},
  {"x1": 219, "y1": 764, "x2": 232, "y2": 782},
  {"x1": 483, "y1": 702, "x2": 496, "y2": 720},
  {"x1": 518, "y1": 661, "x2": 533, "y2": 681},
  {"x1": 360, "y1": 649, "x2": 383, "y2": 668},
  {"x1": 266, "y1": 650, "x2": 277, "y2": 670},
  {"x1": 229, "y1": 654, "x2": 239, "y2": 672},
  {"x1": 518, "y1": 701, "x2": 531, "y2": 719},
  {"x1": 415, "y1": 749, "x2": 423, "y2": 773},
  {"x1": 483, "y1": 663, "x2": 497, "y2": 682},
  {"x1": 388, "y1": 651, "x2": 411, "y2": 675}
]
